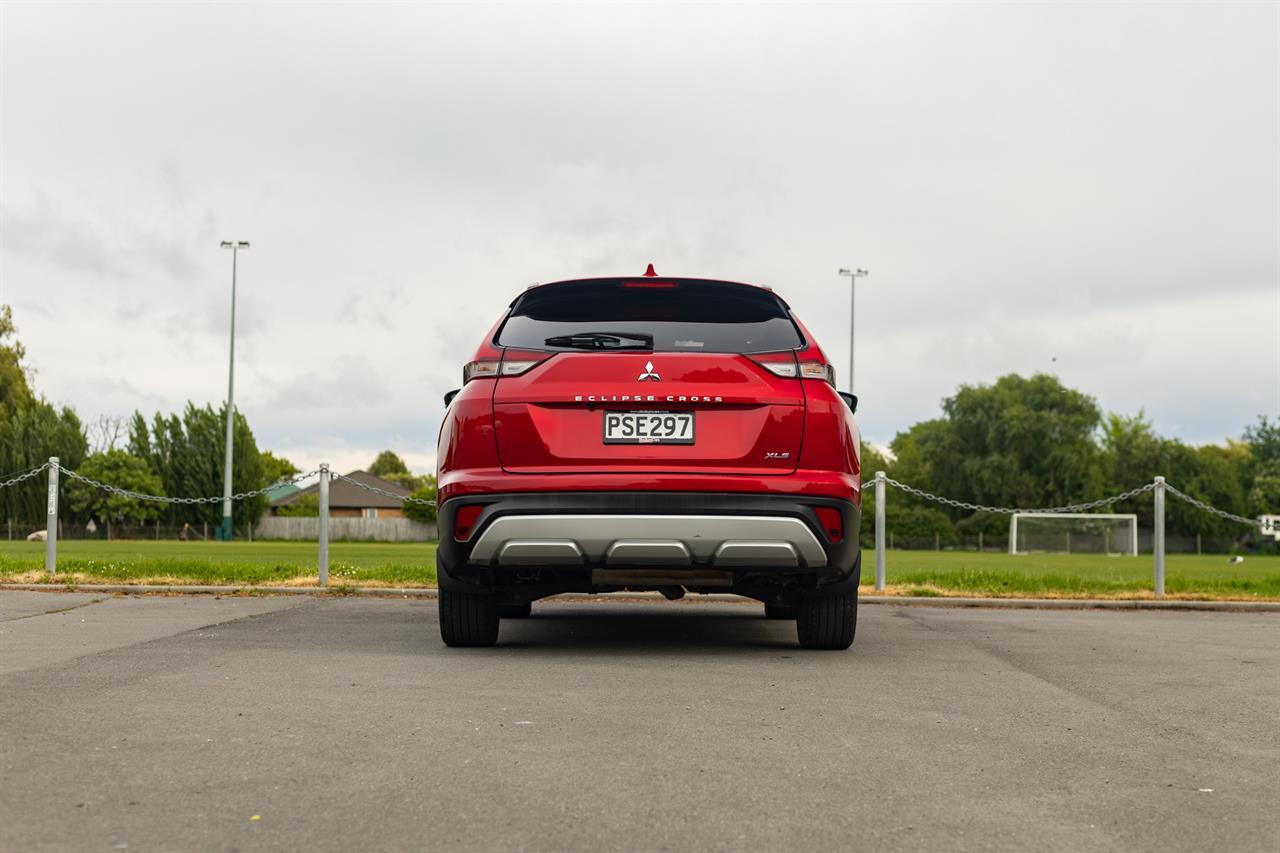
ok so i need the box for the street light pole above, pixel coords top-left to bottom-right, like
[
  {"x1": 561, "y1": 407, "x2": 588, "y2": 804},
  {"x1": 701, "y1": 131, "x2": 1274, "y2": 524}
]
[
  {"x1": 218, "y1": 240, "x2": 249, "y2": 541},
  {"x1": 837, "y1": 268, "x2": 869, "y2": 393}
]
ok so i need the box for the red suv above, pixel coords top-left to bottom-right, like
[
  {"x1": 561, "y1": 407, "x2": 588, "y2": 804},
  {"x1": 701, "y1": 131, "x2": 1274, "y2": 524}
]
[{"x1": 436, "y1": 268, "x2": 862, "y2": 649}]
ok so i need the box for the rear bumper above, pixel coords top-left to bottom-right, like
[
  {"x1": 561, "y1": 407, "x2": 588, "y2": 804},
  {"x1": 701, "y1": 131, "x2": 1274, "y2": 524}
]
[
  {"x1": 469, "y1": 513, "x2": 828, "y2": 567},
  {"x1": 437, "y1": 492, "x2": 861, "y2": 599}
]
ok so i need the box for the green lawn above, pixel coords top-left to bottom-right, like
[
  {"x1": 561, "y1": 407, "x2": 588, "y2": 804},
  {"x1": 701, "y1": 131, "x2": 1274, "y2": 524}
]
[
  {"x1": 0, "y1": 540, "x2": 1276, "y2": 599},
  {"x1": 874, "y1": 550, "x2": 1280, "y2": 599},
  {"x1": 0, "y1": 540, "x2": 438, "y2": 586}
]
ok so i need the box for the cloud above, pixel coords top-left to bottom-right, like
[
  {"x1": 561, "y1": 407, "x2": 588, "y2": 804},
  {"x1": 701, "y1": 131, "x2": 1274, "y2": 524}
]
[
  {"x1": 259, "y1": 356, "x2": 392, "y2": 412},
  {"x1": 0, "y1": 0, "x2": 1275, "y2": 463},
  {"x1": 0, "y1": 177, "x2": 211, "y2": 283}
]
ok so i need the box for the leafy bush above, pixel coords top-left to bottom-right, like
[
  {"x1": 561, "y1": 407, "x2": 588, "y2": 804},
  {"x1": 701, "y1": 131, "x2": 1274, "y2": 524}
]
[
  {"x1": 64, "y1": 450, "x2": 165, "y2": 525},
  {"x1": 276, "y1": 494, "x2": 319, "y2": 517},
  {"x1": 402, "y1": 484, "x2": 437, "y2": 524}
]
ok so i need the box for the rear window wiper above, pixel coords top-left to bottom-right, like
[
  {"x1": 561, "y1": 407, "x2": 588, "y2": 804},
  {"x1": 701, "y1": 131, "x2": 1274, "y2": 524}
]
[{"x1": 542, "y1": 332, "x2": 654, "y2": 350}]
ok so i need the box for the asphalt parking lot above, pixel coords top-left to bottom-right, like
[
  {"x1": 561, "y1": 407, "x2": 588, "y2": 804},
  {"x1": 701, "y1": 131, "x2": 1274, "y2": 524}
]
[{"x1": 2, "y1": 592, "x2": 1277, "y2": 852}]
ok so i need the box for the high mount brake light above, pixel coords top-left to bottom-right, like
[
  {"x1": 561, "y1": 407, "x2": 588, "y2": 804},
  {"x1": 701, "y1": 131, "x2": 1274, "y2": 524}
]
[{"x1": 621, "y1": 281, "x2": 678, "y2": 289}]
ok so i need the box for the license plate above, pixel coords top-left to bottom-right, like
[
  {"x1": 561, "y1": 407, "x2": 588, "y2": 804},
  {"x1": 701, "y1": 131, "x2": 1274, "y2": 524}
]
[{"x1": 603, "y1": 411, "x2": 695, "y2": 444}]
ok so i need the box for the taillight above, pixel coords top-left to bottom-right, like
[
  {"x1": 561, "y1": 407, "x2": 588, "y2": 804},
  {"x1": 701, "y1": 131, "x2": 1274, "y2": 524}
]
[
  {"x1": 454, "y1": 505, "x2": 482, "y2": 541},
  {"x1": 749, "y1": 352, "x2": 800, "y2": 377},
  {"x1": 799, "y1": 361, "x2": 836, "y2": 385},
  {"x1": 462, "y1": 360, "x2": 499, "y2": 383},
  {"x1": 749, "y1": 353, "x2": 835, "y2": 384},
  {"x1": 462, "y1": 352, "x2": 549, "y2": 383},
  {"x1": 815, "y1": 506, "x2": 843, "y2": 543},
  {"x1": 500, "y1": 360, "x2": 540, "y2": 375}
]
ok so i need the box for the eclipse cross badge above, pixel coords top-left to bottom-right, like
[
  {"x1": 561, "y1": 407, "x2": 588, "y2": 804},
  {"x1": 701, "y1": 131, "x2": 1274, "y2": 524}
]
[{"x1": 637, "y1": 360, "x2": 661, "y2": 381}]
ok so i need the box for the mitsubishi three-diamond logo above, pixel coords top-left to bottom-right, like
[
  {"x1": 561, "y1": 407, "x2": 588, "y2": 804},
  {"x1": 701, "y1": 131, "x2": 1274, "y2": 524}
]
[{"x1": 637, "y1": 361, "x2": 661, "y2": 381}]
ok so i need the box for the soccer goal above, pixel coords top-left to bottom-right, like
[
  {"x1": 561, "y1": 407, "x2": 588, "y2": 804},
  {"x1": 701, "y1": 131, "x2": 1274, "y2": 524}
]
[{"x1": 1008, "y1": 513, "x2": 1139, "y2": 556}]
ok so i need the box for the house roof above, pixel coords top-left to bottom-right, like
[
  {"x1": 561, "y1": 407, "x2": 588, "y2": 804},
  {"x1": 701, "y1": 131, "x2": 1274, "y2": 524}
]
[
  {"x1": 271, "y1": 470, "x2": 410, "y2": 509},
  {"x1": 264, "y1": 482, "x2": 301, "y2": 503}
]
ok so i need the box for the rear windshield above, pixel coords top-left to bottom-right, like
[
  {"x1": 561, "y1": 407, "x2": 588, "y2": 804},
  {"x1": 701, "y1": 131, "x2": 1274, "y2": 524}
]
[{"x1": 496, "y1": 280, "x2": 804, "y2": 353}]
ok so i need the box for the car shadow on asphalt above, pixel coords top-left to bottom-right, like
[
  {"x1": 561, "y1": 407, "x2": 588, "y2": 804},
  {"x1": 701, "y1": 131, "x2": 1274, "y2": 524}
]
[{"x1": 488, "y1": 604, "x2": 802, "y2": 652}]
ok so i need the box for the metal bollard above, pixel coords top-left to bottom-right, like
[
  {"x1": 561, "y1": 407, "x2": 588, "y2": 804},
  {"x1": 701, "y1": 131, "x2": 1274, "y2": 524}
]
[
  {"x1": 1153, "y1": 476, "x2": 1165, "y2": 597},
  {"x1": 318, "y1": 464, "x2": 330, "y2": 586},
  {"x1": 874, "y1": 470, "x2": 886, "y2": 591},
  {"x1": 45, "y1": 457, "x2": 59, "y2": 575}
]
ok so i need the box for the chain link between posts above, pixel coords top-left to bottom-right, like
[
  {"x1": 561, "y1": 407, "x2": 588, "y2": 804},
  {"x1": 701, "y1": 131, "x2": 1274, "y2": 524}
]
[
  {"x1": 331, "y1": 471, "x2": 437, "y2": 506},
  {"x1": 56, "y1": 466, "x2": 321, "y2": 505},
  {"x1": 6, "y1": 460, "x2": 1269, "y2": 528},
  {"x1": 883, "y1": 476, "x2": 1273, "y2": 532},
  {"x1": 1164, "y1": 483, "x2": 1275, "y2": 531},
  {"x1": 0, "y1": 463, "x2": 51, "y2": 490},
  {"x1": 0, "y1": 462, "x2": 439, "y2": 509},
  {"x1": 883, "y1": 476, "x2": 1157, "y2": 515}
]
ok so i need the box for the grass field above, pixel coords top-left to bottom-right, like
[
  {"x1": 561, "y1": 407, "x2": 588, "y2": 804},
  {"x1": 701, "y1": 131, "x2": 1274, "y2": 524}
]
[
  {"x1": 2, "y1": 537, "x2": 1280, "y2": 596},
  {"x1": 0, "y1": 540, "x2": 438, "y2": 587},
  {"x1": 1, "y1": 540, "x2": 1278, "y2": 599}
]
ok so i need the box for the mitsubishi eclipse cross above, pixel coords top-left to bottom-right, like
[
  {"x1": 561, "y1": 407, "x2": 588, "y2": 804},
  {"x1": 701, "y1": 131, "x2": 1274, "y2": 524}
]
[{"x1": 436, "y1": 266, "x2": 863, "y2": 649}]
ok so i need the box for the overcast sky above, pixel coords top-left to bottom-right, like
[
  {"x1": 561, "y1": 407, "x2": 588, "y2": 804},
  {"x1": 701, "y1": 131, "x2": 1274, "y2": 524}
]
[{"x1": 2, "y1": 1, "x2": 1277, "y2": 475}]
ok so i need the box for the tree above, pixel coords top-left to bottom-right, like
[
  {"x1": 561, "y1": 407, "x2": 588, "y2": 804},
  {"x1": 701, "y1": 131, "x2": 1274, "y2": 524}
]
[
  {"x1": 882, "y1": 374, "x2": 1106, "y2": 520},
  {"x1": 860, "y1": 441, "x2": 892, "y2": 479},
  {"x1": 260, "y1": 451, "x2": 300, "y2": 486},
  {"x1": 1177, "y1": 443, "x2": 1251, "y2": 537},
  {"x1": 369, "y1": 450, "x2": 410, "y2": 478},
  {"x1": 1099, "y1": 411, "x2": 1169, "y2": 527},
  {"x1": 888, "y1": 419, "x2": 950, "y2": 501},
  {"x1": 401, "y1": 476, "x2": 438, "y2": 523},
  {"x1": 0, "y1": 400, "x2": 87, "y2": 522},
  {"x1": 87, "y1": 414, "x2": 127, "y2": 454},
  {"x1": 1248, "y1": 462, "x2": 1280, "y2": 516},
  {"x1": 0, "y1": 304, "x2": 34, "y2": 419},
  {"x1": 1101, "y1": 412, "x2": 1162, "y2": 489},
  {"x1": 0, "y1": 305, "x2": 88, "y2": 521},
  {"x1": 1243, "y1": 416, "x2": 1280, "y2": 465},
  {"x1": 1096, "y1": 413, "x2": 1253, "y2": 537},
  {"x1": 128, "y1": 403, "x2": 268, "y2": 530},
  {"x1": 64, "y1": 450, "x2": 165, "y2": 529},
  {"x1": 854, "y1": 442, "x2": 892, "y2": 545},
  {"x1": 933, "y1": 373, "x2": 1105, "y2": 511},
  {"x1": 382, "y1": 471, "x2": 432, "y2": 492}
]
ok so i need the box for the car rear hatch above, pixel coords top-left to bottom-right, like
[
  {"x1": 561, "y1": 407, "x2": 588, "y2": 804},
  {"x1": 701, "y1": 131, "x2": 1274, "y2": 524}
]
[{"x1": 490, "y1": 277, "x2": 807, "y2": 475}]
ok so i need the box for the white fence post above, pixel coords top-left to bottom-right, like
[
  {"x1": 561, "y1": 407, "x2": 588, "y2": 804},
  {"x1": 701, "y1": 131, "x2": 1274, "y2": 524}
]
[
  {"x1": 45, "y1": 457, "x2": 59, "y2": 575},
  {"x1": 1153, "y1": 475, "x2": 1166, "y2": 598},
  {"x1": 874, "y1": 470, "x2": 886, "y2": 591},
  {"x1": 318, "y1": 464, "x2": 330, "y2": 586}
]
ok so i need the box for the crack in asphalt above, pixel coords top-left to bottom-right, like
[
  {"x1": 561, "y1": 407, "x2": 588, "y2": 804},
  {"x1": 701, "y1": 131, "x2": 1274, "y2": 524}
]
[{"x1": 0, "y1": 596, "x2": 107, "y2": 623}]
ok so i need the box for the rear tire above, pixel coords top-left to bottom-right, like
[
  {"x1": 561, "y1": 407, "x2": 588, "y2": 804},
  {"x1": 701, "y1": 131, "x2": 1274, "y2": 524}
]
[
  {"x1": 796, "y1": 588, "x2": 857, "y2": 650},
  {"x1": 764, "y1": 603, "x2": 799, "y2": 620},
  {"x1": 498, "y1": 602, "x2": 532, "y2": 619},
  {"x1": 439, "y1": 589, "x2": 500, "y2": 647}
]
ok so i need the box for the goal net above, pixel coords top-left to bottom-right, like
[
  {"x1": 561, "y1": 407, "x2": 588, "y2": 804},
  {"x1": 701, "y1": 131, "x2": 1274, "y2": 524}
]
[{"x1": 1008, "y1": 513, "x2": 1138, "y2": 556}]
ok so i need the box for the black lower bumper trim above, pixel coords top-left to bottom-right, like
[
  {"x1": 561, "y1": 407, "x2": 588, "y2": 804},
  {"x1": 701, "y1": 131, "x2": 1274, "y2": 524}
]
[{"x1": 436, "y1": 491, "x2": 861, "y2": 599}]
